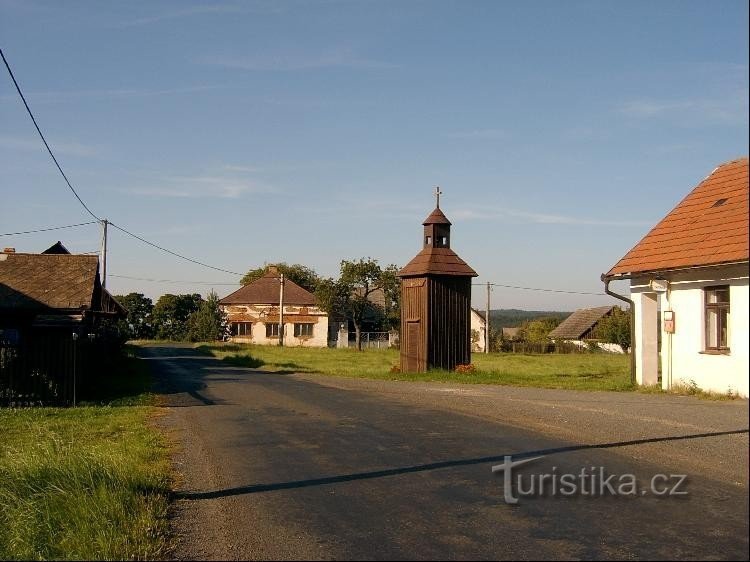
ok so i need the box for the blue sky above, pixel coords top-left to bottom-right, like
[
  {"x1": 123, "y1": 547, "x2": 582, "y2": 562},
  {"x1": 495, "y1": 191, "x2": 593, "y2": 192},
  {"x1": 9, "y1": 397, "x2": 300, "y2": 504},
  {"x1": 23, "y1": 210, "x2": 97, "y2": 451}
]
[{"x1": 1, "y1": 0, "x2": 747, "y2": 310}]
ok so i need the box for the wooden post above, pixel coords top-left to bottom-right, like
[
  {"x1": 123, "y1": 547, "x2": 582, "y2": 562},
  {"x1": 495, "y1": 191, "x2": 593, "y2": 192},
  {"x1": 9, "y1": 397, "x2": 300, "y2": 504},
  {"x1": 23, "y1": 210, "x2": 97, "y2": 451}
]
[
  {"x1": 278, "y1": 273, "x2": 285, "y2": 346},
  {"x1": 101, "y1": 219, "x2": 108, "y2": 289},
  {"x1": 485, "y1": 281, "x2": 490, "y2": 353}
]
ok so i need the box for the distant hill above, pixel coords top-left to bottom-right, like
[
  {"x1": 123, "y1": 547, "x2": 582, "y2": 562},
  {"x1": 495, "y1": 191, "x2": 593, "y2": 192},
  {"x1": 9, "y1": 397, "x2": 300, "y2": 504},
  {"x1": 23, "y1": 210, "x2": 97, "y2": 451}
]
[{"x1": 486, "y1": 309, "x2": 571, "y2": 328}]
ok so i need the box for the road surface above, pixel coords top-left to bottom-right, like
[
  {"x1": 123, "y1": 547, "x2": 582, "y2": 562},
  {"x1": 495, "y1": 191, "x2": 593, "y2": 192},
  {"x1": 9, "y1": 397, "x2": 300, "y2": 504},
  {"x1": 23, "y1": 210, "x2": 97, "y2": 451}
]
[{"x1": 143, "y1": 344, "x2": 749, "y2": 560}]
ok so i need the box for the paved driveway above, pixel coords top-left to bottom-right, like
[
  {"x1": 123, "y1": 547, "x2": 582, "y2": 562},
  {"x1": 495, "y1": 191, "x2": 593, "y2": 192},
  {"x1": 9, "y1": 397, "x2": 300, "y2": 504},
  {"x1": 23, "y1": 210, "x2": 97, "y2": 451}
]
[{"x1": 144, "y1": 344, "x2": 749, "y2": 560}]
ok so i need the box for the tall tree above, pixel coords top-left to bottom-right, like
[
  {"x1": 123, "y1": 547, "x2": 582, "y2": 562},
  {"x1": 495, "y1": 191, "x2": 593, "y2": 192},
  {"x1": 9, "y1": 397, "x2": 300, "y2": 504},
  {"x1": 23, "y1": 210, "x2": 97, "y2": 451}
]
[
  {"x1": 241, "y1": 263, "x2": 320, "y2": 293},
  {"x1": 113, "y1": 292, "x2": 153, "y2": 339},
  {"x1": 316, "y1": 258, "x2": 400, "y2": 350},
  {"x1": 596, "y1": 306, "x2": 632, "y2": 353},
  {"x1": 187, "y1": 290, "x2": 226, "y2": 342},
  {"x1": 151, "y1": 293, "x2": 203, "y2": 341},
  {"x1": 517, "y1": 317, "x2": 561, "y2": 344}
]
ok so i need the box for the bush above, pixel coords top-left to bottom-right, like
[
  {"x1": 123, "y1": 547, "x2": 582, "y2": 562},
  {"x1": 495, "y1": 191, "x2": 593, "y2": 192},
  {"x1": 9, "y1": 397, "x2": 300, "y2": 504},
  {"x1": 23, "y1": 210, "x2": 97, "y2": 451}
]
[{"x1": 454, "y1": 363, "x2": 476, "y2": 374}]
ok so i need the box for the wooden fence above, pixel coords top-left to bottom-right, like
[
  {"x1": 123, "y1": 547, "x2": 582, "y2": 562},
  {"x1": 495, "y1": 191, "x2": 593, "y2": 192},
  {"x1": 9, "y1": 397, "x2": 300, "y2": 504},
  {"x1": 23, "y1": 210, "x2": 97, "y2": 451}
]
[{"x1": 0, "y1": 334, "x2": 98, "y2": 407}]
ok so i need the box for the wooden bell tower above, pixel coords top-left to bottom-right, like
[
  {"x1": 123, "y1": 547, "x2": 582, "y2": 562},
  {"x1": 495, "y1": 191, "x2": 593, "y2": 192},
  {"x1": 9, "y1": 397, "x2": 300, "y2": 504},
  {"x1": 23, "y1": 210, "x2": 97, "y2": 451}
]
[{"x1": 397, "y1": 189, "x2": 478, "y2": 372}]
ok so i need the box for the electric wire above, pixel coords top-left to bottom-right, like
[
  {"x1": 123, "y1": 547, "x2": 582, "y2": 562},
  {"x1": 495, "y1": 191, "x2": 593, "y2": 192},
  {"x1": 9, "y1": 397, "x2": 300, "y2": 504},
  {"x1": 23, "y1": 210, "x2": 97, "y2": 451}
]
[
  {"x1": 108, "y1": 222, "x2": 243, "y2": 276},
  {"x1": 473, "y1": 282, "x2": 606, "y2": 296},
  {"x1": 1, "y1": 48, "x2": 101, "y2": 221},
  {"x1": 109, "y1": 274, "x2": 240, "y2": 285},
  {"x1": 0, "y1": 220, "x2": 98, "y2": 237}
]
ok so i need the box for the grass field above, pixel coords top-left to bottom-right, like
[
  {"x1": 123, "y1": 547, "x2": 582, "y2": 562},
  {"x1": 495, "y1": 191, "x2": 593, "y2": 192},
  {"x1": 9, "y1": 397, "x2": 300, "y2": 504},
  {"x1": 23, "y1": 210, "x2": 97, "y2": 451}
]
[
  {"x1": 0, "y1": 350, "x2": 171, "y2": 560},
  {"x1": 196, "y1": 343, "x2": 633, "y2": 391}
]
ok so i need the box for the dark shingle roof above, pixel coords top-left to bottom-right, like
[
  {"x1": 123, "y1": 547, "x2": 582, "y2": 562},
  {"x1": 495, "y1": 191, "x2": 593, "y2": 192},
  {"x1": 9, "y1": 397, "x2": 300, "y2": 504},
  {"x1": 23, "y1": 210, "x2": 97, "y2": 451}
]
[
  {"x1": 423, "y1": 207, "x2": 452, "y2": 225},
  {"x1": 0, "y1": 253, "x2": 99, "y2": 310},
  {"x1": 220, "y1": 269, "x2": 317, "y2": 306},
  {"x1": 548, "y1": 306, "x2": 614, "y2": 340},
  {"x1": 608, "y1": 158, "x2": 749, "y2": 276},
  {"x1": 398, "y1": 247, "x2": 478, "y2": 277}
]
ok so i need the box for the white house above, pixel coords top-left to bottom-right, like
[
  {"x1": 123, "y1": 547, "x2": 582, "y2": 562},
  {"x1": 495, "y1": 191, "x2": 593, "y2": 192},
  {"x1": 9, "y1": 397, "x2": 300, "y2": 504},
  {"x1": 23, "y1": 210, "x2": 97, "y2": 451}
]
[
  {"x1": 219, "y1": 267, "x2": 329, "y2": 347},
  {"x1": 470, "y1": 308, "x2": 487, "y2": 352},
  {"x1": 604, "y1": 158, "x2": 749, "y2": 397}
]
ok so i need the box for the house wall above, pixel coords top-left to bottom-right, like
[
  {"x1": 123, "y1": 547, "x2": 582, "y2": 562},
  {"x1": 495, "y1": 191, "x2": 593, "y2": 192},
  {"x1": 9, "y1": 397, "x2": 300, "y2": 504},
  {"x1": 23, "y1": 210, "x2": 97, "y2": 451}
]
[
  {"x1": 631, "y1": 263, "x2": 749, "y2": 397},
  {"x1": 221, "y1": 304, "x2": 329, "y2": 347},
  {"x1": 470, "y1": 309, "x2": 486, "y2": 352}
]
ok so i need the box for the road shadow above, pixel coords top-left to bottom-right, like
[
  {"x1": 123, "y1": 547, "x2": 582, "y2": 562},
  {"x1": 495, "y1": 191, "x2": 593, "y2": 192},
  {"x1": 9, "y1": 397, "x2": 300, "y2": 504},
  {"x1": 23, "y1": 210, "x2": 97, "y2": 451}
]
[
  {"x1": 175, "y1": 428, "x2": 748, "y2": 500},
  {"x1": 140, "y1": 344, "x2": 303, "y2": 407}
]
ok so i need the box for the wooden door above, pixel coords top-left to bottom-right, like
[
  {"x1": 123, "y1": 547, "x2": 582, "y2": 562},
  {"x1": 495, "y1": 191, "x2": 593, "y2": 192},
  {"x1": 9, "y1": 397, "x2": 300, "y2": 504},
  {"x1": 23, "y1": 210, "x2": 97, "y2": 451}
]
[{"x1": 405, "y1": 320, "x2": 422, "y2": 372}]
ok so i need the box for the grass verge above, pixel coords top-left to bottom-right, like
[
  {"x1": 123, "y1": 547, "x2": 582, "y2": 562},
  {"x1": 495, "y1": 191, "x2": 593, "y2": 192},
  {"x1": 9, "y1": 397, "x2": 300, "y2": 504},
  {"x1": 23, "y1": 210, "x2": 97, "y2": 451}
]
[
  {"x1": 0, "y1": 348, "x2": 171, "y2": 560},
  {"x1": 195, "y1": 343, "x2": 633, "y2": 391}
]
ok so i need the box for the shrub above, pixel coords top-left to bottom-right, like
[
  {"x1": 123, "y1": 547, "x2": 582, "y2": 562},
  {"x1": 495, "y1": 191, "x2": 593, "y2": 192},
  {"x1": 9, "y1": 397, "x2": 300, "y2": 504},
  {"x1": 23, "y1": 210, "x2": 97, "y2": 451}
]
[{"x1": 454, "y1": 363, "x2": 476, "y2": 374}]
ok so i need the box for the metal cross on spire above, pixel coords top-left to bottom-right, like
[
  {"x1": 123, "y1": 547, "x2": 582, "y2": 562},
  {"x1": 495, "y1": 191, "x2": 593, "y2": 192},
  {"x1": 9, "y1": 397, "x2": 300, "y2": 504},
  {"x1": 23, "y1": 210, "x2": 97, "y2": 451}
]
[{"x1": 434, "y1": 185, "x2": 443, "y2": 208}]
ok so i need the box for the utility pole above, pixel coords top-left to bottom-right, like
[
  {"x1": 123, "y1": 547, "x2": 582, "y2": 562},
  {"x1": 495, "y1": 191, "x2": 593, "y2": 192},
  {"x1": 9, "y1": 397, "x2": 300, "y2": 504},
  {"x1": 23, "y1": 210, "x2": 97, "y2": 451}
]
[
  {"x1": 485, "y1": 281, "x2": 491, "y2": 353},
  {"x1": 101, "y1": 219, "x2": 108, "y2": 289},
  {"x1": 278, "y1": 273, "x2": 285, "y2": 346}
]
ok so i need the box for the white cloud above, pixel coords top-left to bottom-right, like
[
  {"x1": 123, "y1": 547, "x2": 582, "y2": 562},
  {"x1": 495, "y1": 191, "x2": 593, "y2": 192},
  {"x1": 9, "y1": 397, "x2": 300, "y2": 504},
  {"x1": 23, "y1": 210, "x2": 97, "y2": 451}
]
[
  {"x1": 0, "y1": 134, "x2": 98, "y2": 157},
  {"x1": 451, "y1": 206, "x2": 650, "y2": 227},
  {"x1": 617, "y1": 93, "x2": 748, "y2": 125},
  {"x1": 197, "y1": 48, "x2": 398, "y2": 71},
  {"x1": 0, "y1": 85, "x2": 222, "y2": 104},
  {"x1": 444, "y1": 129, "x2": 508, "y2": 140},
  {"x1": 118, "y1": 4, "x2": 257, "y2": 27},
  {"x1": 125, "y1": 170, "x2": 279, "y2": 199}
]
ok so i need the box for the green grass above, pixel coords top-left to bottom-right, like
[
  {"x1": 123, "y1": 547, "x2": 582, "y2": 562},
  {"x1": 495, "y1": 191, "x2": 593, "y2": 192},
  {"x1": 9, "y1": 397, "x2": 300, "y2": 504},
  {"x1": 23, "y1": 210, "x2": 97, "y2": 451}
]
[
  {"x1": 0, "y1": 351, "x2": 171, "y2": 560},
  {"x1": 195, "y1": 343, "x2": 633, "y2": 391}
]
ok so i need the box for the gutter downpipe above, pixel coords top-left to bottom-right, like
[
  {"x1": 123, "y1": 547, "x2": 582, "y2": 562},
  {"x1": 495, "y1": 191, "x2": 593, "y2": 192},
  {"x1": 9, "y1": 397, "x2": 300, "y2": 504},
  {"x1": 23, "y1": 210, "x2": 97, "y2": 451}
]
[{"x1": 601, "y1": 273, "x2": 636, "y2": 386}]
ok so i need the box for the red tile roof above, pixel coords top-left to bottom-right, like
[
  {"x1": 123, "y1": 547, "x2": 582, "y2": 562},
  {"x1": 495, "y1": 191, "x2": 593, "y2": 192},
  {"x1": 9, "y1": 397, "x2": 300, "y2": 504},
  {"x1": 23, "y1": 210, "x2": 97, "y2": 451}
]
[
  {"x1": 220, "y1": 269, "x2": 317, "y2": 306},
  {"x1": 607, "y1": 158, "x2": 749, "y2": 276}
]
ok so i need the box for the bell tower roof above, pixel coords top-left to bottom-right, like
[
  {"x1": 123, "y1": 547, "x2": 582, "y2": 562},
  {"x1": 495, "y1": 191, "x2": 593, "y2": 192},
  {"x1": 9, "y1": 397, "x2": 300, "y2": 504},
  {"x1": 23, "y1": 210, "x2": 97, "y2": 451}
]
[
  {"x1": 398, "y1": 189, "x2": 477, "y2": 279},
  {"x1": 422, "y1": 207, "x2": 452, "y2": 226}
]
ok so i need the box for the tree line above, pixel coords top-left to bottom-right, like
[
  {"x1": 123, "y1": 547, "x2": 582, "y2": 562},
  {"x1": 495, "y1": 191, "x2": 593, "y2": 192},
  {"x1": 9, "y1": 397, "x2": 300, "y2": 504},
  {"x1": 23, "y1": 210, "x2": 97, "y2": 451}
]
[{"x1": 115, "y1": 258, "x2": 399, "y2": 349}]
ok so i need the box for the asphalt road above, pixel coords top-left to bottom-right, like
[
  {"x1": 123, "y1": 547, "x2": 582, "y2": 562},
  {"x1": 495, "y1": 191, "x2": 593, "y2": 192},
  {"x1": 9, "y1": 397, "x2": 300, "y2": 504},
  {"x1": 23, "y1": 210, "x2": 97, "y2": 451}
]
[{"x1": 143, "y1": 344, "x2": 749, "y2": 561}]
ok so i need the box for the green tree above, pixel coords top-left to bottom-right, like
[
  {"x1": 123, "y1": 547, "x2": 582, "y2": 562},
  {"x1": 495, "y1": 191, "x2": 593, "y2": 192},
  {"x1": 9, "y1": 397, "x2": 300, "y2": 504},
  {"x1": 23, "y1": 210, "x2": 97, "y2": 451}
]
[
  {"x1": 241, "y1": 263, "x2": 321, "y2": 293},
  {"x1": 315, "y1": 258, "x2": 400, "y2": 350},
  {"x1": 151, "y1": 293, "x2": 203, "y2": 341},
  {"x1": 113, "y1": 292, "x2": 154, "y2": 339},
  {"x1": 596, "y1": 306, "x2": 632, "y2": 353},
  {"x1": 517, "y1": 317, "x2": 561, "y2": 344},
  {"x1": 187, "y1": 291, "x2": 226, "y2": 342}
]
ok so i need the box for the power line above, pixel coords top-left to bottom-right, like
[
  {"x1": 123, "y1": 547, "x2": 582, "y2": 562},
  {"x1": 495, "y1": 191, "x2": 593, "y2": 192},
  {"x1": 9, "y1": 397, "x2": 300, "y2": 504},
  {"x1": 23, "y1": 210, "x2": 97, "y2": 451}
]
[
  {"x1": 109, "y1": 222, "x2": 244, "y2": 276},
  {"x1": 0, "y1": 220, "x2": 98, "y2": 237},
  {"x1": 473, "y1": 282, "x2": 606, "y2": 296},
  {"x1": 1, "y1": 48, "x2": 101, "y2": 221},
  {"x1": 109, "y1": 273, "x2": 240, "y2": 285},
  {"x1": 1, "y1": 49, "x2": 246, "y2": 278}
]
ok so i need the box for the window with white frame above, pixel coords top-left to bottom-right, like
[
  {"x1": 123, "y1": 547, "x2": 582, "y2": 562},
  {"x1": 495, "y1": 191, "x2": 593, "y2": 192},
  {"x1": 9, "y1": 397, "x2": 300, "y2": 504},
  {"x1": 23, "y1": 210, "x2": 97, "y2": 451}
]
[
  {"x1": 265, "y1": 323, "x2": 280, "y2": 338},
  {"x1": 294, "y1": 323, "x2": 314, "y2": 337},
  {"x1": 704, "y1": 286, "x2": 730, "y2": 352},
  {"x1": 232, "y1": 322, "x2": 252, "y2": 337}
]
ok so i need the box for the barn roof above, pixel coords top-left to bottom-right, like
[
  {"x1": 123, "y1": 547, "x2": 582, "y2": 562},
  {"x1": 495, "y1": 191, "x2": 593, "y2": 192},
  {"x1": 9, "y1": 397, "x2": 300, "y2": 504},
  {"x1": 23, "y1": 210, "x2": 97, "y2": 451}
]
[
  {"x1": 0, "y1": 252, "x2": 100, "y2": 310},
  {"x1": 607, "y1": 158, "x2": 749, "y2": 276},
  {"x1": 548, "y1": 306, "x2": 614, "y2": 340},
  {"x1": 220, "y1": 269, "x2": 317, "y2": 306}
]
